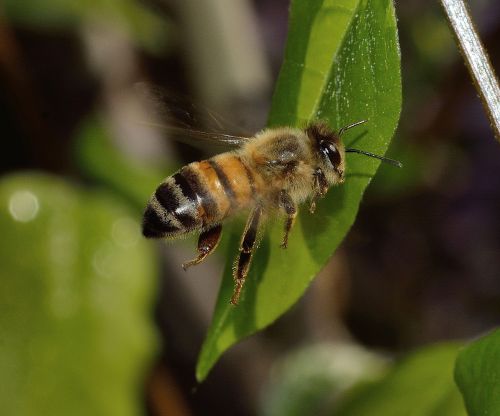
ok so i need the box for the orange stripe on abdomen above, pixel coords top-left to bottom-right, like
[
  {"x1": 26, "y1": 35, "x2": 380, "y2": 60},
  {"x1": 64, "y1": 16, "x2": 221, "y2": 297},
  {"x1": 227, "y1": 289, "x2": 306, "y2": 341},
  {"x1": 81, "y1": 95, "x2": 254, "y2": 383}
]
[
  {"x1": 187, "y1": 155, "x2": 256, "y2": 224},
  {"x1": 212, "y1": 154, "x2": 254, "y2": 209}
]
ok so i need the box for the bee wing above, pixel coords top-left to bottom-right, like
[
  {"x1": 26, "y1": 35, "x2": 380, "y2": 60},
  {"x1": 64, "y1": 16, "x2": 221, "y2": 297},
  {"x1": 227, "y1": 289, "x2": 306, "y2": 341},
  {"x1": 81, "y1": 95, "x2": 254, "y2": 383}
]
[
  {"x1": 139, "y1": 122, "x2": 250, "y2": 148},
  {"x1": 134, "y1": 82, "x2": 251, "y2": 149}
]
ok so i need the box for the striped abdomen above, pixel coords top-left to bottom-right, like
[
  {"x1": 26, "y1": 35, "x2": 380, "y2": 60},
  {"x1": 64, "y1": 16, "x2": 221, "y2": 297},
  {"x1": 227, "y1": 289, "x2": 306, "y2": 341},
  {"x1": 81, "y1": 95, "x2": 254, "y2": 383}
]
[{"x1": 142, "y1": 153, "x2": 257, "y2": 239}]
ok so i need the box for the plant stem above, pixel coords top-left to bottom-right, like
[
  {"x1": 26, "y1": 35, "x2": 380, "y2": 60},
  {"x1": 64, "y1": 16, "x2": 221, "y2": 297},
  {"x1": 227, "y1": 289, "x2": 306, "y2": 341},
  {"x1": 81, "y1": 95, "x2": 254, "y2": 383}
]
[{"x1": 440, "y1": 0, "x2": 500, "y2": 142}]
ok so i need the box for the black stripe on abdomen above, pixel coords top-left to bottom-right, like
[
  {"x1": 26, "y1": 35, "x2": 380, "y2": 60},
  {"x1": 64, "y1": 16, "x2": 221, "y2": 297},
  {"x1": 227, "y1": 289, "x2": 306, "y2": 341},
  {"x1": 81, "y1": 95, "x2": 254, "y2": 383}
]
[
  {"x1": 180, "y1": 165, "x2": 218, "y2": 224},
  {"x1": 155, "y1": 182, "x2": 179, "y2": 212},
  {"x1": 142, "y1": 205, "x2": 180, "y2": 238},
  {"x1": 208, "y1": 159, "x2": 236, "y2": 208},
  {"x1": 172, "y1": 172, "x2": 197, "y2": 203},
  {"x1": 156, "y1": 176, "x2": 200, "y2": 229}
]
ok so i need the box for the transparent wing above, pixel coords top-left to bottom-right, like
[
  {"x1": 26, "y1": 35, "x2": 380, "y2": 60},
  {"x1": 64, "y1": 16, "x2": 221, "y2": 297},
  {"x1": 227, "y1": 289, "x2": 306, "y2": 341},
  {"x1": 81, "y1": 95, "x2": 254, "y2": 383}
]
[
  {"x1": 134, "y1": 82, "x2": 251, "y2": 149},
  {"x1": 138, "y1": 122, "x2": 250, "y2": 147}
]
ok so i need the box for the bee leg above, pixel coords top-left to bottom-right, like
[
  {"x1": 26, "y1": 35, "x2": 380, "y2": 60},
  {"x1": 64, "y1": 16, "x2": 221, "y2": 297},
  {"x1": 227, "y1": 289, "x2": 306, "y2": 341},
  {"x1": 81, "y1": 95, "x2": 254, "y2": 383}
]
[
  {"x1": 182, "y1": 224, "x2": 223, "y2": 270},
  {"x1": 231, "y1": 206, "x2": 263, "y2": 305},
  {"x1": 279, "y1": 190, "x2": 297, "y2": 249},
  {"x1": 309, "y1": 168, "x2": 328, "y2": 214}
]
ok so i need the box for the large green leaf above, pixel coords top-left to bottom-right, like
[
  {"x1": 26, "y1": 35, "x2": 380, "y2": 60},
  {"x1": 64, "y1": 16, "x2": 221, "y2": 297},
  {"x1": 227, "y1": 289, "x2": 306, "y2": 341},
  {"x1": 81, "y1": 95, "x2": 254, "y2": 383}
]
[
  {"x1": 196, "y1": 0, "x2": 401, "y2": 381},
  {"x1": 0, "y1": 173, "x2": 158, "y2": 415},
  {"x1": 454, "y1": 329, "x2": 500, "y2": 415},
  {"x1": 334, "y1": 344, "x2": 467, "y2": 416}
]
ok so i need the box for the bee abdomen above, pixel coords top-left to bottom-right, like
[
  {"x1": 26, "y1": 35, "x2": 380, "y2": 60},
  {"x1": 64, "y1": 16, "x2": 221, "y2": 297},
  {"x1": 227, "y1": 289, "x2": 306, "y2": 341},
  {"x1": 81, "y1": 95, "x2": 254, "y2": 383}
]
[
  {"x1": 142, "y1": 154, "x2": 257, "y2": 239},
  {"x1": 142, "y1": 171, "x2": 203, "y2": 239},
  {"x1": 206, "y1": 154, "x2": 257, "y2": 210}
]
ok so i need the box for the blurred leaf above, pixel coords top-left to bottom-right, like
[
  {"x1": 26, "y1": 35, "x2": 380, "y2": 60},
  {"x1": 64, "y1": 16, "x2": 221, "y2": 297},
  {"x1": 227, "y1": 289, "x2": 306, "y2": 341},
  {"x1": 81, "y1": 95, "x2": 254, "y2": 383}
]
[
  {"x1": 3, "y1": 0, "x2": 169, "y2": 54},
  {"x1": 260, "y1": 343, "x2": 387, "y2": 416},
  {"x1": 74, "y1": 116, "x2": 170, "y2": 212},
  {"x1": 0, "y1": 173, "x2": 158, "y2": 415},
  {"x1": 454, "y1": 329, "x2": 500, "y2": 416},
  {"x1": 197, "y1": 0, "x2": 401, "y2": 381},
  {"x1": 334, "y1": 344, "x2": 466, "y2": 416}
]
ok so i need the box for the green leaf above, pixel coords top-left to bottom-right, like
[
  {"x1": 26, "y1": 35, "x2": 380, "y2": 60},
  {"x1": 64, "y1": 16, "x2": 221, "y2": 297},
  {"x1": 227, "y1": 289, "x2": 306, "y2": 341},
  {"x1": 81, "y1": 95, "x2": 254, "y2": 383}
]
[
  {"x1": 454, "y1": 329, "x2": 500, "y2": 415},
  {"x1": 0, "y1": 173, "x2": 158, "y2": 415},
  {"x1": 334, "y1": 344, "x2": 467, "y2": 416},
  {"x1": 196, "y1": 0, "x2": 401, "y2": 381}
]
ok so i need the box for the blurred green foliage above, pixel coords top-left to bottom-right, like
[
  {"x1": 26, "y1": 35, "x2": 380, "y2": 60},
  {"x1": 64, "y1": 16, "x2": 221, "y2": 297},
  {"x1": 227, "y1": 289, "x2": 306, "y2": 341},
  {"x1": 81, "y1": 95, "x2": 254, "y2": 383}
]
[
  {"x1": 0, "y1": 173, "x2": 158, "y2": 415},
  {"x1": 74, "y1": 116, "x2": 170, "y2": 212},
  {"x1": 258, "y1": 343, "x2": 468, "y2": 416},
  {"x1": 260, "y1": 343, "x2": 387, "y2": 416},
  {"x1": 197, "y1": 0, "x2": 402, "y2": 382},
  {"x1": 334, "y1": 344, "x2": 466, "y2": 416},
  {"x1": 455, "y1": 329, "x2": 500, "y2": 416},
  {"x1": 3, "y1": 0, "x2": 170, "y2": 54}
]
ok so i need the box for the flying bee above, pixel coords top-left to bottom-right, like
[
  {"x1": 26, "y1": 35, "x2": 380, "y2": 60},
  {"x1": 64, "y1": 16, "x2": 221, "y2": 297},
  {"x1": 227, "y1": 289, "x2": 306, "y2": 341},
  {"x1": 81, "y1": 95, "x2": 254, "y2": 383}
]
[{"x1": 142, "y1": 120, "x2": 402, "y2": 305}]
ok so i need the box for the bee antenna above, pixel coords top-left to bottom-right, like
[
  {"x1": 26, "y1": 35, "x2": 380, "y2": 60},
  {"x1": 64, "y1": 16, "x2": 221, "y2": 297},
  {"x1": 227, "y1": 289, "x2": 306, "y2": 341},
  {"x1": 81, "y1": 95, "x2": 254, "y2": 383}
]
[
  {"x1": 345, "y1": 148, "x2": 403, "y2": 168},
  {"x1": 338, "y1": 120, "x2": 368, "y2": 136}
]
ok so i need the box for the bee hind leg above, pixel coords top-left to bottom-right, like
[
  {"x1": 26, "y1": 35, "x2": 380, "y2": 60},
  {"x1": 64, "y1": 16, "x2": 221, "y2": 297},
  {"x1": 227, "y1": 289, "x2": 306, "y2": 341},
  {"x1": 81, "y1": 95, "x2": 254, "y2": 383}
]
[
  {"x1": 279, "y1": 190, "x2": 297, "y2": 249},
  {"x1": 231, "y1": 206, "x2": 263, "y2": 305},
  {"x1": 182, "y1": 224, "x2": 223, "y2": 270}
]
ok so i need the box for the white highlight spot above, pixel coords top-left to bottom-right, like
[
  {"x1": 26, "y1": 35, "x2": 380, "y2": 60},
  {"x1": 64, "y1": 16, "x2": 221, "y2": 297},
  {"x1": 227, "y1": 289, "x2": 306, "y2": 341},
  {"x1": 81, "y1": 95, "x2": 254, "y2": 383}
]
[{"x1": 9, "y1": 191, "x2": 39, "y2": 222}]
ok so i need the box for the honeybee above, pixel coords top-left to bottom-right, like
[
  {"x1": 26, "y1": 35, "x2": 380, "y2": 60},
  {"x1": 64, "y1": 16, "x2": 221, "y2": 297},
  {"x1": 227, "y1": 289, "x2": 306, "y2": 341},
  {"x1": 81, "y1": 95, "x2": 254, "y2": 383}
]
[{"x1": 142, "y1": 120, "x2": 401, "y2": 305}]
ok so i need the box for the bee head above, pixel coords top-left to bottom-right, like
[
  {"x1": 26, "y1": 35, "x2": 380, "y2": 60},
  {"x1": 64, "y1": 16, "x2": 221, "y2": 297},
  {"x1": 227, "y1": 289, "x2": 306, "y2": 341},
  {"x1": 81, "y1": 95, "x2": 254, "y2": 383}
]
[
  {"x1": 306, "y1": 120, "x2": 402, "y2": 185},
  {"x1": 306, "y1": 121, "x2": 346, "y2": 182}
]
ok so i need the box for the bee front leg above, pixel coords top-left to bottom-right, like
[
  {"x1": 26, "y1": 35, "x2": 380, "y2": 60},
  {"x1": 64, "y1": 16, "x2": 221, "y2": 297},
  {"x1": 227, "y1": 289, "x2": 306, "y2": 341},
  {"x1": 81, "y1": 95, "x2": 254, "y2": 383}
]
[
  {"x1": 279, "y1": 190, "x2": 297, "y2": 249},
  {"x1": 182, "y1": 224, "x2": 223, "y2": 270},
  {"x1": 309, "y1": 168, "x2": 328, "y2": 214},
  {"x1": 232, "y1": 206, "x2": 263, "y2": 305}
]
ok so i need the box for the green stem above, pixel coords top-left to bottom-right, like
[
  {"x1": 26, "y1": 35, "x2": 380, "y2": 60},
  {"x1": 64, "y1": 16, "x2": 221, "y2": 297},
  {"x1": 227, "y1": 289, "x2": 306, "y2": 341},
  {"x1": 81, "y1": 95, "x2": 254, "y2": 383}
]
[{"x1": 440, "y1": 0, "x2": 500, "y2": 142}]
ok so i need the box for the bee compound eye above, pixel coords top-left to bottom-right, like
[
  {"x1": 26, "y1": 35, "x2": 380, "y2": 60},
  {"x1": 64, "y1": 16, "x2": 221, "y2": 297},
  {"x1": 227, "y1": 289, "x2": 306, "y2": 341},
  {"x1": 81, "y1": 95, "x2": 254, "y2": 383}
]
[{"x1": 320, "y1": 141, "x2": 341, "y2": 168}]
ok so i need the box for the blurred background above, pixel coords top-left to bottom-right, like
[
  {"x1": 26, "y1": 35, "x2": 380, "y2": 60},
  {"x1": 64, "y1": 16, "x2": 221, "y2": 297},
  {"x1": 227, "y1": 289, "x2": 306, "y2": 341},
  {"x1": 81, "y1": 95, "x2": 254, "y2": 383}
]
[{"x1": 1, "y1": 0, "x2": 499, "y2": 415}]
